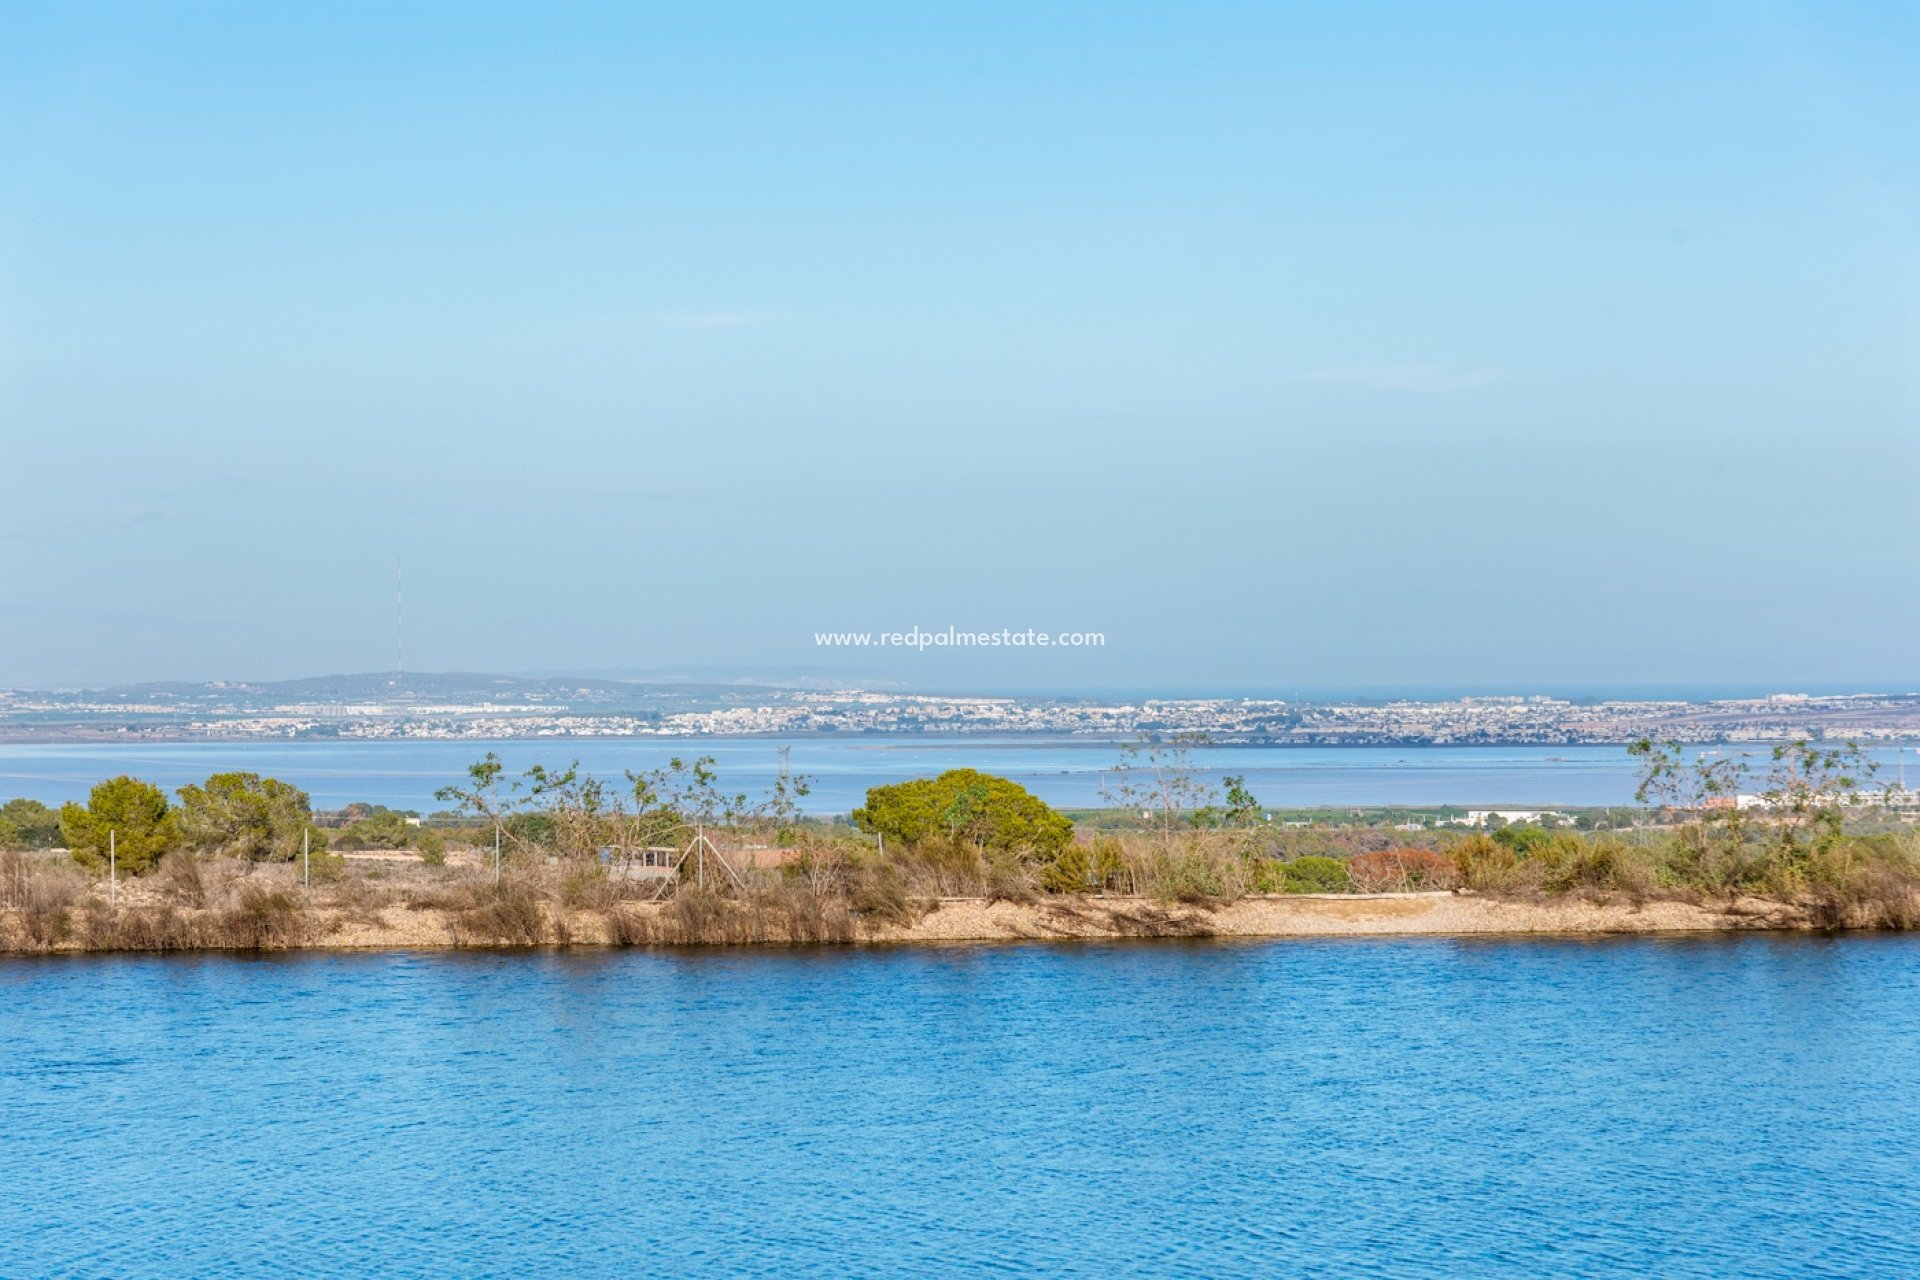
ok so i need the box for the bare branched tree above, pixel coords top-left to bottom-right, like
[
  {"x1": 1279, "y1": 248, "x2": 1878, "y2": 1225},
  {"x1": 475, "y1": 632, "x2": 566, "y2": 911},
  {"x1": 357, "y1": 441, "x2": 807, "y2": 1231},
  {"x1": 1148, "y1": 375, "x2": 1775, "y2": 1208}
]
[{"x1": 1101, "y1": 733, "x2": 1221, "y2": 853}]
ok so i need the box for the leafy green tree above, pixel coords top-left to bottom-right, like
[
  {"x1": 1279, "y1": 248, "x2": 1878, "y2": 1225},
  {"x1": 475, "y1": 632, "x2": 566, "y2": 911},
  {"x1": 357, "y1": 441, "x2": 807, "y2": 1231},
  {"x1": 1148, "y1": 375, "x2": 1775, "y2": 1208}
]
[
  {"x1": 175, "y1": 772, "x2": 321, "y2": 862},
  {"x1": 629, "y1": 756, "x2": 750, "y2": 829},
  {"x1": 59, "y1": 776, "x2": 179, "y2": 874},
  {"x1": 519, "y1": 761, "x2": 620, "y2": 858},
  {"x1": 763, "y1": 770, "x2": 812, "y2": 836},
  {"x1": 0, "y1": 799, "x2": 63, "y2": 849},
  {"x1": 854, "y1": 769, "x2": 1072, "y2": 856},
  {"x1": 1222, "y1": 775, "x2": 1262, "y2": 828},
  {"x1": 1195, "y1": 773, "x2": 1264, "y2": 836},
  {"x1": 626, "y1": 755, "x2": 805, "y2": 844},
  {"x1": 435, "y1": 753, "x2": 522, "y2": 829}
]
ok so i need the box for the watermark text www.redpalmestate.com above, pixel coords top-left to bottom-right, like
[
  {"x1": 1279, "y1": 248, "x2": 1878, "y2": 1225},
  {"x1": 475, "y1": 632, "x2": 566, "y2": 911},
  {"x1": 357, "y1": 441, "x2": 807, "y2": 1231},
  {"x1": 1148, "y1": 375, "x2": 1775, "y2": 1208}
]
[{"x1": 813, "y1": 626, "x2": 1105, "y2": 652}]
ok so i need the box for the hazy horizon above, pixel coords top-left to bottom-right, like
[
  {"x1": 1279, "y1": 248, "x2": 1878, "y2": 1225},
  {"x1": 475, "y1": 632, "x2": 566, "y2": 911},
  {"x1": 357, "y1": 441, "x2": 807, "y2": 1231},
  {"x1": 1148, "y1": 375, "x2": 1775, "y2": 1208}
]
[
  {"x1": 5, "y1": 3, "x2": 1918, "y2": 691},
  {"x1": 9, "y1": 663, "x2": 1919, "y2": 706}
]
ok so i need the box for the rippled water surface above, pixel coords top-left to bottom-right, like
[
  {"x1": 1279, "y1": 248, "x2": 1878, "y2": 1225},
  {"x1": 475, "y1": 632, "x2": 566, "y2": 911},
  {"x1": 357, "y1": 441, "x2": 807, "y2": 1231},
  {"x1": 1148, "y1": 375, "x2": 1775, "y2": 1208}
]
[{"x1": 5, "y1": 937, "x2": 1920, "y2": 1277}]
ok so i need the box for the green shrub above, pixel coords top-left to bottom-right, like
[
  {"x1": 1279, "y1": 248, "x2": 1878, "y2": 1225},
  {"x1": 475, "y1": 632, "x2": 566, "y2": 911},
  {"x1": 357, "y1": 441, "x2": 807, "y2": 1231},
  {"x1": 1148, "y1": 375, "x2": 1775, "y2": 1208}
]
[
  {"x1": 1038, "y1": 835, "x2": 1129, "y2": 894},
  {"x1": 1540, "y1": 838, "x2": 1640, "y2": 894},
  {"x1": 1451, "y1": 832, "x2": 1521, "y2": 891},
  {"x1": 1281, "y1": 856, "x2": 1351, "y2": 894},
  {"x1": 301, "y1": 848, "x2": 347, "y2": 883},
  {"x1": 61, "y1": 777, "x2": 179, "y2": 875},
  {"x1": 1089, "y1": 836, "x2": 1128, "y2": 891},
  {"x1": 1039, "y1": 843, "x2": 1090, "y2": 894},
  {"x1": 1490, "y1": 824, "x2": 1556, "y2": 856}
]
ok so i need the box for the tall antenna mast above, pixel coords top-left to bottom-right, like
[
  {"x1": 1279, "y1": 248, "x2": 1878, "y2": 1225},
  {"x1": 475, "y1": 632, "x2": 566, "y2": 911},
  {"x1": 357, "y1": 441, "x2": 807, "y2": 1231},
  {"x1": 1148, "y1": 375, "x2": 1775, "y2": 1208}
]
[{"x1": 395, "y1": 560, "x2": 404, "y2": 683}]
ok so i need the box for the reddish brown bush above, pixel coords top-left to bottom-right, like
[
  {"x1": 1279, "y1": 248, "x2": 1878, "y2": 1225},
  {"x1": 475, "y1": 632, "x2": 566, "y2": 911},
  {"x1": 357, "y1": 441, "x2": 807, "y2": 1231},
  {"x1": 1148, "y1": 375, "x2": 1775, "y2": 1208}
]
[{"x1": 1347, "y1": 848, "x2": 1459, "y2": 892}]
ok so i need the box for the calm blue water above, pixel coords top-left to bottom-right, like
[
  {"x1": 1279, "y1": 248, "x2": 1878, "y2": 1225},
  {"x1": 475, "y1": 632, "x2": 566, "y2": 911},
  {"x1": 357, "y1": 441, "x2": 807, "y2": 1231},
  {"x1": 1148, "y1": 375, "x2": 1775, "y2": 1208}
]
[
  {"x1": 4, "y1": 937, "x2": 1919, "y2": 1277},
  {"x1": 8, "y1": 738, "x2": 1917, "y2": 813}
]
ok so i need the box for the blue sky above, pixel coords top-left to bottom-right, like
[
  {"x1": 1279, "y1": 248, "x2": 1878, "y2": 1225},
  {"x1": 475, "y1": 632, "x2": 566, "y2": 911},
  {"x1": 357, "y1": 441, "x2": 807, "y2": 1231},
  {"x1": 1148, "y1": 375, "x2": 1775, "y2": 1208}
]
[{"x1": 1, "y1": 1, "x2": 1916, "y2": 692}]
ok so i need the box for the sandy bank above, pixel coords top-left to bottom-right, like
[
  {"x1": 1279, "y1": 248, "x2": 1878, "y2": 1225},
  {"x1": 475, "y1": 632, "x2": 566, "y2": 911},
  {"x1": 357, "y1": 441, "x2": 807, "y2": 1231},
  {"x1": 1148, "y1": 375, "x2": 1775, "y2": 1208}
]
[
  {"x1": 3, "y1": 890, "x2": 1815, "y2": 954},
  {"x1": 865, "y1": 892, "x2": 1800, "y2": 943}
]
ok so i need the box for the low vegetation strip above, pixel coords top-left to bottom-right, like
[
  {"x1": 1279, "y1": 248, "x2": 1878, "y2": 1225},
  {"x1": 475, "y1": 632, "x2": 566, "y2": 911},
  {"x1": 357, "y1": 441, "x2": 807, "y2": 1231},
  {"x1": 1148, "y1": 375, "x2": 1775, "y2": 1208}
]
[
  {"x1": 2, "y1": 735, "x2": 1916, "y2": 953},
  {"x1": 0, "y1": 854, "x2": 1819, "y2": 952}
]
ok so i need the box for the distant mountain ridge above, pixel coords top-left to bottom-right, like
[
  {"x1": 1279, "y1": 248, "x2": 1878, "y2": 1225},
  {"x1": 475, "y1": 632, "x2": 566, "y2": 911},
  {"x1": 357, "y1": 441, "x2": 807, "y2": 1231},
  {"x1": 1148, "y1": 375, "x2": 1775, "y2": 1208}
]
[{"x1": 6, "y1": 671, "x2": 798, "y2": 709}]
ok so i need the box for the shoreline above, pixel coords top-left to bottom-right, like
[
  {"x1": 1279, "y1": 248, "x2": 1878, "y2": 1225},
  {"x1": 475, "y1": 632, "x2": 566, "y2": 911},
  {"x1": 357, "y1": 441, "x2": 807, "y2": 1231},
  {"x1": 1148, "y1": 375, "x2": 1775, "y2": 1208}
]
[
  {"x1": 2, "y1": 891, "x2": 1821, "y2": 954},
  {"x1": 868, "y1": 892, "x2": 1807, "y2": 944}
]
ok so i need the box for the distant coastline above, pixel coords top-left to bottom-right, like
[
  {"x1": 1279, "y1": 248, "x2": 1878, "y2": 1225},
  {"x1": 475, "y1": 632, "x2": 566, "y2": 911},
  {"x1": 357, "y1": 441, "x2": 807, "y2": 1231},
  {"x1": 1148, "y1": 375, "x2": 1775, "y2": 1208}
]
[
  {"x1": 5, "y1": 672, "x2": 1920, "y2": 746},
  {"x1": 17, "y1": 728, "x2": 1920, "y2": 747}
]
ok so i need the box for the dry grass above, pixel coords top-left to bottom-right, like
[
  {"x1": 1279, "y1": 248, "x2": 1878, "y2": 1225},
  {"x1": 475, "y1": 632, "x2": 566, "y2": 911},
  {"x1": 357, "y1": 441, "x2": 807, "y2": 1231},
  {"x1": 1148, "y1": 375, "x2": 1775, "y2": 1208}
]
[
  {"x1": 557, "y1": 864, "x2": 628, "y2": 910},
  {"x1": 1805, "y1": 866, "x2": 1920, "y2": 930},
  {"x1": 592, "y1": 884, "x2": 859, "y2": 946},
  {"x1": 1348, "y1": 848, "x2": 1460, "y2": 893},
  {"x1": 766, "y1": 883, "x2": 857, "y2": 944},
  {"x1": 447, "y1": 876, "x2": 549, "y2": 946},
  {"x1": 154, "y1": 852, "x2": 210, "y2": 907},
  {"x1": 603, "y1": 904, "x2": 656, "y2": 945},
  {"x1": 219, "y1": 883, "x2": 309, "y2": 948},
  {"x1": 8, "y1": 823, "x2": 1920, "y2": 953},
  {"x1": 3, "y1": 852, "x2": 86, "y2": 948},
  {"x1": 848, "y1": 864, "x2": 919, "y2": 925},
  {"x1": 328, "y1": 873, "x2": 396, "y2": 927},
  {"x1": 0, "y1": 849, "x2": 31, "y2": 910},
  {"x1": 79, "y1": 899, "x2": 201, "y2": 951}
]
